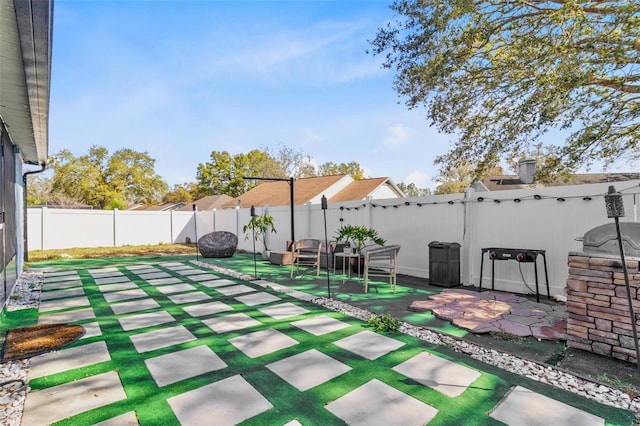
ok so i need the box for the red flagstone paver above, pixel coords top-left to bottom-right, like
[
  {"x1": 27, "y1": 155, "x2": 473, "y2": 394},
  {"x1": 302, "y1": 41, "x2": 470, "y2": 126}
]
[{"x1": 409, "y1": 289, "x2": 566, "y2": 340}]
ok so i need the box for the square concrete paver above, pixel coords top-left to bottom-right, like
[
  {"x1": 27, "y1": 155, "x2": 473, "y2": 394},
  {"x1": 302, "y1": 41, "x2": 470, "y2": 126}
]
[
  {"x1": 176, "y1": 268, "x2": 208, "y2": 276},
  {"x1": 158, "y1": 262, "x2": 185, "y2": 268},
  {"x1": 39, "y1": 307, "x2": 96, "y2": 324},
  {"x1": 154, "y1": 283, "x2": 196, "y2": 294},
  {"x1": 167, "y1": 374, "x2": 272, "y2": 426},
  {"x1": 199, "y1": 279, "x2": 236, "y2": 288},
  {"x1": 118, "y1": 311, "x2": 175, "y2": 331},
  {"x1": 168, "y1": 291, "x2": 212, "y2": 304},
  {"x1": 42, "y1": 280, "x2": 83, "y2": 290},
  {"x1": 202, "y1": 313, "x2": 261, "y2": 334},
  {"x1": 93, "y1": 411, "x2": 139, "y2": 426},
  {"x1": 187, "y1": 273, "x2": 221, "y2": 282},
  {"x1": 145, "y1": 345, "x2": 227, "y2": 387},
  {"x1": 40, "y1": 287, "x2": 85, "y2": 301},
  {"x1": 131, "y1": 268, "x2": 160, "y2": 275},
  {"x1": 29, "y1": 341, "x2": 112, "y2": 379},
  {"x1": 103, "y1": 288, "x2": 148, "y2": 303},
  {"x1": 291, "y1": 315, "x2": 350, "y2": 336},
  {"x1": 235, "y1": 292, "x2": 281, "y2": 306},
  {"x1": 259, "y1": 303, "x2": 310, "y2": 320},
  {"x1": 266, "y1": 349, "x2": 351, "y2": 391},
  {"x1": 325, "y1": 379, "x2": 438, "y2": 426},
  {"x1": 138, "y1": 271, "x2": 172, "y2": 280},
  {"x1": 125, "y1": 265, "x2": 154, "y2": 271},
  {"x1": 43, "y1": 274, "x2": 81, "y2": 283},
  {"x1": 334, "y1": 331, "x2": 405, "y2": 360},
  {"x1": 39, "y1": 296, "x2": 90, "y2": 313},
  {"x1": 392, "y1": 352, "x2": 482, "y2": 398},
  {"x1": 228, "y1": 328, "x2": 298, "y2": 358},
  {"x1": 146, "y1": 277, "x2": 183, "y2": 286},
  {"x1": 98, "y1": 282, "x2": 138, "y2": 293},
  {"x1": 164, "y1": 265, "x2": 193, "y2": 271},
  {"x1": 130, "y1": 325, "x2": 197, "y2": 353},
  {"x1": 216, "y1": 284, "x2": 256, "y2": 296},
  {"x1": 22, "y1": 371, "x2": 127, "y2": 425},
  {"x1": 45, "y1": 270, "x2": 80, "y2": 278},
  {"x1": 80, "y1": 322, "x2": 102, "y2": 339},
  {"x1": 111, "y1": 298, "x2": 160, "y2": 315},
  {"x1": 89, "y1": 267, "x2": 120, "y2": 274},
  {"x1": 183, "y1": 301, "x2": 233, "y2": 317},
  {"x1": 94, "y1": 275, "x2": 128, "y2": 285},
  {"x1": 490, "y1": 385, "x2": 605, "y2": 426}
]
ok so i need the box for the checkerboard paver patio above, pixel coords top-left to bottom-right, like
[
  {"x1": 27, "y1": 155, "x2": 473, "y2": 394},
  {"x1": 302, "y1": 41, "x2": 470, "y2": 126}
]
[{"x1": 18, "y1": 260, "x2": 622, "y2": 425}]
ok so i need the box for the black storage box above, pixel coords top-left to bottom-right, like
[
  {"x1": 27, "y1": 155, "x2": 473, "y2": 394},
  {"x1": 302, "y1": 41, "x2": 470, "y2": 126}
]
[{"x1": 428, "y1": 241, "x2": 461, "y2": 287}]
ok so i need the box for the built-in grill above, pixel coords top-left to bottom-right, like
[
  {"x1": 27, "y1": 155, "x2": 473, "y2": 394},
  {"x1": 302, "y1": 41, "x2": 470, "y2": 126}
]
[{"x1": 582, "y1": 222, "x2": 640, "y2": 257}]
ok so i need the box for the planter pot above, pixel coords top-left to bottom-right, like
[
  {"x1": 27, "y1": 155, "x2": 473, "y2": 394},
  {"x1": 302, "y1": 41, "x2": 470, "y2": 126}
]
[{"x1": 261, "y1": 250, "x2": 271, "y2": 261}]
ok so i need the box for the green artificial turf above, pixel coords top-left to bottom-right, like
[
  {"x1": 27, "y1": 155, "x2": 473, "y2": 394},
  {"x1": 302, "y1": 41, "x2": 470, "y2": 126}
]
[{"x1": 22, "y1": 256, "x2": 637, "y2": 425}]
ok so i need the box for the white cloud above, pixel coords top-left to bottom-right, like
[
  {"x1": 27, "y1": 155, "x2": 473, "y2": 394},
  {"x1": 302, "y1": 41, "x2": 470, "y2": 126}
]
[
  {"x1": 404, "y1": 171, "x2": 430, "y2": 188},
  {"x1": 384, "y1": 124, "x2": 408, "y2": 147},
  {"x1": 302, "y1": 128, "x2": 324, "y2": 146}
]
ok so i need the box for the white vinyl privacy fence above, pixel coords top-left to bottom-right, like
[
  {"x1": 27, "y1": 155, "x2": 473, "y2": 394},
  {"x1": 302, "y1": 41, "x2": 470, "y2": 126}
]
[{"x1": 27, "y1": 180, "x2": 640, "y2": 298}]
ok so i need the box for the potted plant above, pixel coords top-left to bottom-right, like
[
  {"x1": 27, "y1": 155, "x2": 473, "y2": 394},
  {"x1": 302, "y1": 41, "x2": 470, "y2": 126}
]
[
  {"x1": 334, "y1": 225, "x2": 385, "y2": 253},
  {"x1": 243, "y1": 212, "x2": 277, "y2": 260}
]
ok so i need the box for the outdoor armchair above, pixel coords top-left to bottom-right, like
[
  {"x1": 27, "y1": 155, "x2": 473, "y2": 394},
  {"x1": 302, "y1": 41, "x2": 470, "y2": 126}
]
[
  {"x1": 290, "y1": 239, "x2": 322, "y2": 277},
  {"x1": 361, "y1": 244, "x2": 401, "y2": 293}
]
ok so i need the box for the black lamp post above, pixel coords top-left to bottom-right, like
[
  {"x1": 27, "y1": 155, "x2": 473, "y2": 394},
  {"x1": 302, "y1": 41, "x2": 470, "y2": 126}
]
[
  {"x1": 192, "y1": 204, "x2": 199, "y2": 262},
  {"x1": 243, "y1": 176, "x2": 295, "y2": 242},
  {"x1": 321, "y1": 195, "x2": 331, "y2": 298},
  {"x1": 251, "y1": 205, "x2": 257, "y2": 279},
  {"x1": 604, "y1": 185, "x2": 640, "y2": 368}
]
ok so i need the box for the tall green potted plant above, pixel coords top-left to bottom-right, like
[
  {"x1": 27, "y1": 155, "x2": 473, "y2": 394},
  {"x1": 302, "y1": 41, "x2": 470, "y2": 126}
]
[
  {"x1": 334, "y1": 225, "x2": 385, "y2": 252},
  {"x1": 243, "y1": 213, "x2": 277, "y2": 260}
]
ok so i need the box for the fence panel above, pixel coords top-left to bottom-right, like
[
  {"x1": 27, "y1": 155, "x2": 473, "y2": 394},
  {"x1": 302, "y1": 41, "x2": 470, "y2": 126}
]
[
  {"x1": 26, "y1": 180, "x2": 640, "y2": 299},
  {"x1": 116, "y1": 210, "x2": 173, "y2": 246}
]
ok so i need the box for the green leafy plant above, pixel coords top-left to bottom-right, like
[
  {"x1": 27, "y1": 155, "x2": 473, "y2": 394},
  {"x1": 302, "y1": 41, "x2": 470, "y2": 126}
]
[
  {"x1": 334, "y1": 225, "x2": 385, "y2": 252},
  {"x1": 366, "y1": 313, "x2": 400, "y2": 333},
  {"x1": 242, "y1": 213, "x2": 277, "y2": 251}
]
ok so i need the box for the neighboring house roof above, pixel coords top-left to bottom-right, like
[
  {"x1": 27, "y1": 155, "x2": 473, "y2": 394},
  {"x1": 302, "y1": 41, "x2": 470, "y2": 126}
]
[
  {"x1": 225, "y1": 174, "x2": 405, "y2": 208},
  {"x1": 176, "y1": 195, "x2": 235, "y2": 211},
  {"x1": 225, "y1": 175, "x2": 349, "y2": 208},
  {"x1": 474, "y1": 173, "x2": 640, "y2": 192},
  {"x1": 125, "y1": 203, "x2": 147, "y2": 211},
  {"x1": 139, "y1": 202, "x2": 186, "y2": 211},
  {"x1": 0, "y1": 0, "x2": 53, "y2": 165},
  {"x1": 329, "y1": 178, "x2": 405, "y2": 202}
]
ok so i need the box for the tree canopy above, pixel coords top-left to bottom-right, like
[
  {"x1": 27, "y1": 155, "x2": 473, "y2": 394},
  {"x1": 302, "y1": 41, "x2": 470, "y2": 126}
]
[
  {"x1": 369, "y1": 1, "x2": 640, "y2": 181},
  {"x1": 196, "y1": 147, "x2": 368, "y2": 197},
  {"x1": 50, "y1": 146, "x2": 167, "y2": 209},
  {"x1": 196, "y1": 150, "x2": 283, "y2": 197}
]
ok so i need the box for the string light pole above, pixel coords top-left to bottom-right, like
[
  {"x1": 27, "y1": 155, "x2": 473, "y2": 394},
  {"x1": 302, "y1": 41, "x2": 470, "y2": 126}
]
[
  {"x1": 604, "y1": 185, "x2": 640, "y2": 368},
  {"x1": 243, "y1": 176, "x2": 295, "y2": 242},
  {"x1": 192, "y1": 204, "x2": 199, "y2": 262},
  {"x1": 250, "y1": 205, "x2": 257, "y2": 279},
  {"x1": 321, "y1": 195, "x2": 331, "y2": 299}
]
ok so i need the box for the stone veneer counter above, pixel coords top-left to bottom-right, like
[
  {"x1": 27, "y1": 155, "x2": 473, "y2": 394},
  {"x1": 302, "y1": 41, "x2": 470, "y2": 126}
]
[{"x1": 566, "y1": 251, "x2": 640, "y2": 363}]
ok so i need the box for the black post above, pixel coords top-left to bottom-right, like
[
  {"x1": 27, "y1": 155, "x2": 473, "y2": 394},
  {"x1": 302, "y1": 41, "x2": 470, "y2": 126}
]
[
  {"x1": 192, "y1": 204, "x2": 199, "y2": 262},
  {"x1": 605, "y1": 185, "x2": 640, "y2": 368},
  {"x1": 243, "y1": 176, "x2": 295, "y2": 244},
  {"x1": 321, "y1": 195, "x2": 330, "y2": 298},
  {"x1": 289, "y1": 177, "x2": 295, "y2": 242},
  {"x1": 251, "y1": 205, "x2": 257, "y2": 279}
]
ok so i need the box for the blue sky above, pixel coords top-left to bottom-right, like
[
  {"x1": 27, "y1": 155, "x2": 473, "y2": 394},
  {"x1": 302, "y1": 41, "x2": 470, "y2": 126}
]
[
  {"x1": 50, "y1": 0, "x2": 447, "y2": 190},
  {"x1": 49, "y1": 1, "x2": 634, "y2": 192}
]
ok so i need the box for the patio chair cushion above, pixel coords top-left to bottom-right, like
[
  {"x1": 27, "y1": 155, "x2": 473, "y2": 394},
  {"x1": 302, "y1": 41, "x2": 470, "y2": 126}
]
[{"x1": 198, "y1": 231, "x2": 238, "y2": 258}]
